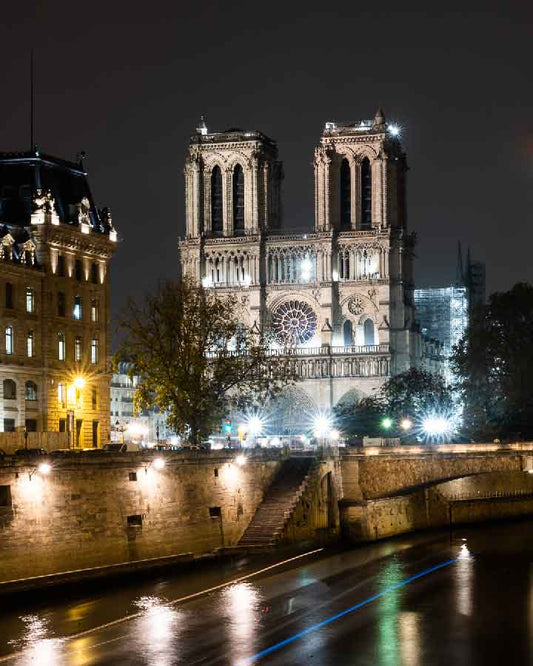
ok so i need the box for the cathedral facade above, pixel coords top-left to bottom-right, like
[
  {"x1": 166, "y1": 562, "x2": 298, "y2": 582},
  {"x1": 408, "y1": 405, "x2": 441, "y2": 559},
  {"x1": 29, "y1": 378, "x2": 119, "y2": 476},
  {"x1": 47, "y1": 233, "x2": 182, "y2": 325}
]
[{"x1": 179, "y1": 110, "x2": 440, "y2": 432}]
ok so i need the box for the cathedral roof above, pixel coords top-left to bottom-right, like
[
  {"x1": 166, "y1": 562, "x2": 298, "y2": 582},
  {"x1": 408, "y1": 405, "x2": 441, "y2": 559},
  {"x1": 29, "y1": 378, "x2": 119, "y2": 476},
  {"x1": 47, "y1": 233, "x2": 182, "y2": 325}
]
[
  {"x1": 0, "y1": 150, "x2": 112, "y2": 234},
  {"x1": 190, "y1": 124, "x2": 277, "y2": 148}
]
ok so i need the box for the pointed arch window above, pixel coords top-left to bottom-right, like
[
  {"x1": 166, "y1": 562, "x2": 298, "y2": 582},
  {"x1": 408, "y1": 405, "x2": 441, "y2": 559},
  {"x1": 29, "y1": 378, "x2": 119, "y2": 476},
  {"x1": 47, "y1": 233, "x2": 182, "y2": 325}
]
[
  {"x1": 363, "y1": 318, "x2": 375, "y2": 346},
  {"x1": 343, "y1": 320, "x2": 354, "y2": 346},
  {"x1": 340, "y1": 159, "x2": 351, "y2": 230},
  {"x1": 233, "y1": 164, "x2": 245, "y2": 235},
  {"x1": 360, "y1": 158, "x2": 372, "y2": 229},
  {"x1": 211, "y1": 166, "x2": 223, "y2": 236}
]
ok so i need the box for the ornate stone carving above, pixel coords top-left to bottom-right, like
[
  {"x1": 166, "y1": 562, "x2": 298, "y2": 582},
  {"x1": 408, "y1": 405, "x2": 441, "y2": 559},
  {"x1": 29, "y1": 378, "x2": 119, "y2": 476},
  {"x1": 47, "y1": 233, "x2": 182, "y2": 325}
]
[
  {"x1": 77, "y1": 197, "x2": 91, "y2": 226},
  {"x1": 272, "y1": 300, "x2": 317, "y2": 346},
  {"x1": 348, "y1": 295, "x2": 365, "y2": 316}
]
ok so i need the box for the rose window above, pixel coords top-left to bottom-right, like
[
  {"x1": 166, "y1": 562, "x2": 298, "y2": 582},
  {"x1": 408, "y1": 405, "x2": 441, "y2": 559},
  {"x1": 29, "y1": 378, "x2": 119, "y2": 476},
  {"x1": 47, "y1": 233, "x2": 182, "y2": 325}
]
[{"x1": 272, "y1": 300, "x2": 317, "y2": 346}]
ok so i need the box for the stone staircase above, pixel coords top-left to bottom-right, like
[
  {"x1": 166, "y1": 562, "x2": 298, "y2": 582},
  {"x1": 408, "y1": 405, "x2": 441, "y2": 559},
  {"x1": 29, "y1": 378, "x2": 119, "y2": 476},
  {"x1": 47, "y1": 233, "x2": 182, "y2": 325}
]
[{"x1": 239, "y1": 457, "x2": 315, "y2": 548}]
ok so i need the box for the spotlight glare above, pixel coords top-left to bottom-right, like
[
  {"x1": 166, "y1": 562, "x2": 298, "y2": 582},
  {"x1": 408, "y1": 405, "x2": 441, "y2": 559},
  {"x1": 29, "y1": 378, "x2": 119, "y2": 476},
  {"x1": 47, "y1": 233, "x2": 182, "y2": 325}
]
[
  {"x1": 38, "y1": 462, "x2": 51, "y2": 475},
  {"x1": 422, "y1": 415, "x2": 453, "y2": 439},
  {"x1": 246, "y1": 415, "x2": 265, "y2": 437},
  {"x1": 388, "y1": 124, "x2": 400, "y2": 137},
  {"x1": 235, "y1": 454, "x2": 246, "y2": 466},
  {"x1": 153, "y1": 457, "x2": 165, "y2": 470},
  {"x1": 400, "y1": 418, "x2": 412, "y2": 431},
  {"x1": 313, "y1": 414, "x2": 333, "y2": 438}
]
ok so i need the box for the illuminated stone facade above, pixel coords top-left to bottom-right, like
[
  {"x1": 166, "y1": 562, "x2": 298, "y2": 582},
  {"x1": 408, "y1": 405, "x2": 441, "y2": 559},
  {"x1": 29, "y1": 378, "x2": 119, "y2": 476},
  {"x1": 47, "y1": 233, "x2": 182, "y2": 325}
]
[
  {"x1": 0, "y1": 151, "x2": 117, "y2": 446},
  {"x1": 179, "y1": 112, "x2": 440, "y2": 430}
]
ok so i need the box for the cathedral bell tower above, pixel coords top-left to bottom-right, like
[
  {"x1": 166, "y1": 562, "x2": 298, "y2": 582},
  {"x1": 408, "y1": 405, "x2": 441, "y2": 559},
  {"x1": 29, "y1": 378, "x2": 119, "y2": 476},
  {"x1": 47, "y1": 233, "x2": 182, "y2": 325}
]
[
  {"x1": 314, "y1": 108, "x2": 407, "y2": 232},
  {"x1": 183, "y1": 119, "x2": 283, "y2": 240}
]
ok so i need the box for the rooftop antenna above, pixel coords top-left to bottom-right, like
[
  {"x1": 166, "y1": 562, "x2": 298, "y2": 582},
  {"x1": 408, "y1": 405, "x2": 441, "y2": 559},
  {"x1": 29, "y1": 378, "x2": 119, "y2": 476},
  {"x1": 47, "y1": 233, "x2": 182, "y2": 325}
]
[{"x1": 30, "y1": 49, "x2": 35, "y2": 151}]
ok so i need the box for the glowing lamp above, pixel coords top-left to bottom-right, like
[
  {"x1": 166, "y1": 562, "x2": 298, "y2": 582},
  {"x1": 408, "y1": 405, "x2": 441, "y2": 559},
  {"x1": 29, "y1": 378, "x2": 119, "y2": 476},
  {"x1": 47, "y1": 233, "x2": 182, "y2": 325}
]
[
  {"x1": 381, "y1": 417, "x2": 393, "y2": 430},
  {"x1": 235, "y1": 454, "x2": 246, "y2": 466},
  {"x1": 329, "y1": 429, "x2": 340, "y2": 441},
  {"x1": 38, "y1": 462, "x2": 51, "y2": 475},
  {"x1": 153, "y1": 457, "x2": 165, "y2": 470},
  {"x1": 388, "y1": 124, "x2": 400, "y2": 137},
  {"x1": 73, "y1": 376, "x2": 86, "y2": 389},
  {"x1": 422, "y1": 416, "x2": 452, "y2": 437},
  {"x1": 400, "y1": 418, "x2": 412, "y2": 431}
]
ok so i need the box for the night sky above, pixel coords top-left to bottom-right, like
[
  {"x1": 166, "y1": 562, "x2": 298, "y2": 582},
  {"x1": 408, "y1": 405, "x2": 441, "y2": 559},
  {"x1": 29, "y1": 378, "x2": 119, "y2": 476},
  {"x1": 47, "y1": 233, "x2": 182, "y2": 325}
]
[{"x1": 1, "y1": 1, "x2": 531, "y2": 324}]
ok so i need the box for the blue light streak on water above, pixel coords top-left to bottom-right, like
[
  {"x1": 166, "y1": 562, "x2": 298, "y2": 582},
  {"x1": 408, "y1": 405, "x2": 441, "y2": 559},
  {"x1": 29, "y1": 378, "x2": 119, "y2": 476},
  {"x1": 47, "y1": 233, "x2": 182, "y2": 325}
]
[{"x1": 235, "y1": 557, "x2": 458, "y2": 665}]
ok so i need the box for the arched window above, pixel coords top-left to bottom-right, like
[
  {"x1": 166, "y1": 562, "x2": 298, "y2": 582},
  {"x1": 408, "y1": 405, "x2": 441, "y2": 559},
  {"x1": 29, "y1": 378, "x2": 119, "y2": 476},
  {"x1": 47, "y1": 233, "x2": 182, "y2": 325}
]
[
  {"x1": 363, "y1": 319, "x2": 375, "y2": 346},
  {"x1": 340, "y1": 159, "x2": 351, "y2": 230},
  {"x1": 58, "y1": 332, "x2": 66, "y2": 360},
  {"x1": 26, "y1": 331, "x2": 34, "y2": 357},
  {"x1": 233, "y1": 164, "x2": 245, "y2": 235},
  {"x1": 211, "y1": 166, "x2": 223, "y2": 235},
  {"x1": 26, "y1": 287, "x2": 34, "y2": 313},
  {"x1": 91, "y1": 299, "x2": 99, "y2": 322},
  {"x1": 5, "y1": 326, "x2": 13, "y2": 355},
  {"x1": 3, "y1": 379, "x2": 16, "y2": 400},
  {"x1": 25, "y1": 381, "x2": 37, "y2": 401},
  {"x1": 360, "y1": 158, "x2": 372, "y2": 229},
  {"x1": 343, "y1": 320, "x2": 354, "y2": 346}
]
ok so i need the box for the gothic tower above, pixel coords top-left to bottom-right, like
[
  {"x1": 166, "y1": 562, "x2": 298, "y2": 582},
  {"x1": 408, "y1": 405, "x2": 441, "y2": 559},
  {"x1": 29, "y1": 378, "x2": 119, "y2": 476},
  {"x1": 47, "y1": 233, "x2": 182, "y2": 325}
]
[{"x1": 314, "y1": 109, "x2": 414, "y2": 373}]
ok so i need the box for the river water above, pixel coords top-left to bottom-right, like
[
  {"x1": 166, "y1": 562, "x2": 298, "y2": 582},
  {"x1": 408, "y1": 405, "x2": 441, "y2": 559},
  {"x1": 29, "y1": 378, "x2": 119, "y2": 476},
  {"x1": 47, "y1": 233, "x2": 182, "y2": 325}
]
[{"x1": 0, "y1": 519, "x2": 532, "y2": 665}]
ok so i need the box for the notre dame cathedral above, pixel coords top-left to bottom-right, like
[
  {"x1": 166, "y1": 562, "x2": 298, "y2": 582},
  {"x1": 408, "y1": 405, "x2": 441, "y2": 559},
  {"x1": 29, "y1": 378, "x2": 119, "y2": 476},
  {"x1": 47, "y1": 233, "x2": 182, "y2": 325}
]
[{"x1": 179, "y1": 109, "x2": 442, "y2": 433}]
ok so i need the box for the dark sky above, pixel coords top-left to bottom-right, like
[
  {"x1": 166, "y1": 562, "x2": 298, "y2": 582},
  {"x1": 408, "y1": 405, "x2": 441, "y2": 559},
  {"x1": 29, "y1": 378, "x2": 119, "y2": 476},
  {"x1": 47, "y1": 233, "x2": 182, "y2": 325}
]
[{"x1": 1, "y1": 1, "x2": 531, "y2": 319}]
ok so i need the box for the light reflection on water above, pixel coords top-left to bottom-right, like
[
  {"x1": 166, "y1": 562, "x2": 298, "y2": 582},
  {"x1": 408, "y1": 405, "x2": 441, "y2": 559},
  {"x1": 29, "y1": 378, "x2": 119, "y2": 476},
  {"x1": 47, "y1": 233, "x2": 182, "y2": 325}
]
[
  {"x1": 132, "y1": 595, "x2": 182, "y2": 666},
  {"x1": 8, "y1": 614, "x2": 65, "y2": 666},
  {"x1": 377, "y1": 559, "x2": 403, "y2": 666},
  {"x1": 456, "y1": 542, "x2": 473, "y2": 617},
  {"x1": 221, "y1": 582, "x2": 262, "y2": 663},
  {"x1": 399, "y1": 611, "x2": 421, "y2": 666}
]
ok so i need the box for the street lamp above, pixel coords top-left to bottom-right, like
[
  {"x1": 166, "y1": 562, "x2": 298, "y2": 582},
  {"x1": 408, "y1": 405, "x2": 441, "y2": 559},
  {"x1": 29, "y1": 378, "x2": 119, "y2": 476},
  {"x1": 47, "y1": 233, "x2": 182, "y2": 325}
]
[{"x1": 67, "y1": 375, "x2": 86, "y2": 449}]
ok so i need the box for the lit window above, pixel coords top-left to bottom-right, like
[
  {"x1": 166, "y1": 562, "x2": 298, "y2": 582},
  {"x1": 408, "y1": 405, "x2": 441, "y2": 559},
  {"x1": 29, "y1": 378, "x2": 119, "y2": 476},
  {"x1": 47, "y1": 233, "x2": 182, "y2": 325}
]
[
  {"x1": 91, "y1": 337, "x2": 99, "y2": 364},
  {"x1": 26, "y1": 331, "x2": 34, "y2": 357},
  {"x1": 73, "y1": 295, "x2": 82, "y2": 320},
  {"x1": 5, "y1": 326, "x2": 13, "y2": 355},
  {"x1": 26, "y1": 287, "x2": 34, "y2": 313},
  {"x1": 57, "y1": 383, "x2": 65, "y2": 405},
  {"x1": 25, "y1": 381, "x2": 37, "y2": 401},
  {"x1": 58, "y1": 332, "x2": 66, "y2": 361},
  {"x1": 91, "y1": 299, "x2": 99, "y2": 322},
  {"x1": 74, "y1": 336, "x2": 82, "y2": 362}
]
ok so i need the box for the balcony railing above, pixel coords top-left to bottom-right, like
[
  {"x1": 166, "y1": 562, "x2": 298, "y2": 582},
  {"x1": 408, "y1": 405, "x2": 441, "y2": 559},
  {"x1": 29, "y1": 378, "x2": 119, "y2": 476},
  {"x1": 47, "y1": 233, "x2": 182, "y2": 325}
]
[{"x1": 207, "y1": 344, "x2": 389, "y2": 358}]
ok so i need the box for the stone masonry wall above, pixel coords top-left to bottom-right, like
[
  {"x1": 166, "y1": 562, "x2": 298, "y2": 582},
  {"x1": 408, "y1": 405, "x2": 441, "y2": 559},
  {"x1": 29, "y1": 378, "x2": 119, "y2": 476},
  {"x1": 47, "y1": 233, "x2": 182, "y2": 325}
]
[{"x1": 0, "y1": 452, "x2": 280, "y2": 583}]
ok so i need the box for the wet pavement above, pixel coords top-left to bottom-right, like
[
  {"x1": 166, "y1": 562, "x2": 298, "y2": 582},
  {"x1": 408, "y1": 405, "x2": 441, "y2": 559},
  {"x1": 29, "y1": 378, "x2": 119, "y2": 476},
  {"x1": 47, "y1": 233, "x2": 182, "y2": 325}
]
[{"x1": 1, "y1": 520, "x2": 533, "y2": 665}]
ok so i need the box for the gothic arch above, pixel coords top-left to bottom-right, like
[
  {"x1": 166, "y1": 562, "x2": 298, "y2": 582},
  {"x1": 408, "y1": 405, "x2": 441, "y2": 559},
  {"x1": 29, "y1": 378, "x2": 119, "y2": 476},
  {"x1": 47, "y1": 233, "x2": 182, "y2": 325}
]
[
  {"x1": 266, "y1": 385, "x2": 318, "y2": 435},
  {"x1": 336, "y1": 387, "x2": 366, "y2": 407}
]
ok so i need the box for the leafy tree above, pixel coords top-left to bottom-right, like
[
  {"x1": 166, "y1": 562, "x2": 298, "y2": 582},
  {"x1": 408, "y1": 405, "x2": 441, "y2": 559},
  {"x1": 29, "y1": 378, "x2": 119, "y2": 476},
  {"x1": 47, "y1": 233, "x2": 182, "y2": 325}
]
[
  {"x1": 334, "y1": 396, "x2": 385, "y2": 441},
  {"x1": 115, "y1": 279, "x2": 295, "y2": 445},
  {"x1": 452, "y1": 282, "x2": 533, "y2": 441},
  {"x1": 379, "y1": 367, "x2": 454, "y2": 423},
  {"x1": 334, "y1": 368, "x2": 453, "y2": 440}
]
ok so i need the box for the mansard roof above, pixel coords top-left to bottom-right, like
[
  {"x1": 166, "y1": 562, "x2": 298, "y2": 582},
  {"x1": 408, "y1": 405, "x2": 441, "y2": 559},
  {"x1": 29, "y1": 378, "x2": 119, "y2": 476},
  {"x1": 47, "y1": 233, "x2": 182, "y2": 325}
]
[{"x1": 0, "y1": 150, "x2": 112, "y2": 234}]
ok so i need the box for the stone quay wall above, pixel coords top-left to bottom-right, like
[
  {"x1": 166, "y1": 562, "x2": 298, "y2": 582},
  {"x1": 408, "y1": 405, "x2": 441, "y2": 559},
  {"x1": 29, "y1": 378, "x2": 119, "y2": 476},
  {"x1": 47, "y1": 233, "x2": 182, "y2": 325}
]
[{"x1": 0, "y1": 451, "x2": 281, "y2": 583}]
